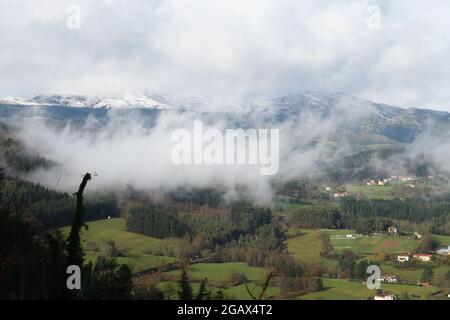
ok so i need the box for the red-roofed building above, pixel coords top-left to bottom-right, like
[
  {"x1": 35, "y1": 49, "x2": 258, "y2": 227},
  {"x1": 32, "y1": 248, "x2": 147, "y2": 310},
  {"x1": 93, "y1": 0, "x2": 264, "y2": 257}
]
[{"x1": 413, "y1": 254, "x2": 432, "y2": 262}]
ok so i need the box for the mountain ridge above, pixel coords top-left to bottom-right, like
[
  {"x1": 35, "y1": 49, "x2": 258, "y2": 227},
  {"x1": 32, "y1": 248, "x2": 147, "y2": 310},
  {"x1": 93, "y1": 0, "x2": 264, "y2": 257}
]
[{"x1": 1, "y1": 92, "x2": 450, "y2": 145}]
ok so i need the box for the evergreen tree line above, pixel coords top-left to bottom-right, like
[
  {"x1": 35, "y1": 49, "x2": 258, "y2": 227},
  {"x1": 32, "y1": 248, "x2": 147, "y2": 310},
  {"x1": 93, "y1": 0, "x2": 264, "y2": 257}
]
[
  {"x1": 0, "y1": 206, "x2": 132, "y2": 300},
  {"x1": 288, "y1": 198, "x2": 450, "y2": 235},
  {"x1": 0, "y1": 177, "x2": 120, "y2": 229},
  {"x1": 0, "y1": 173, "x2": 133, "y2": 300},
  {"x1": 125, "y1": 203, "x2": 274, "y2": 247},
  {"x1": 168, "y1": 186, "x2": 223, "y2": 208}
]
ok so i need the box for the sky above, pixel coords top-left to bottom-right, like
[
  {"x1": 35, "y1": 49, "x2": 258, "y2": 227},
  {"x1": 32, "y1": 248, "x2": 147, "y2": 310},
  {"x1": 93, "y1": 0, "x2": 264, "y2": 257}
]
[{"x1": 1, "y1": 0, "x2": 450, "y2": 111}]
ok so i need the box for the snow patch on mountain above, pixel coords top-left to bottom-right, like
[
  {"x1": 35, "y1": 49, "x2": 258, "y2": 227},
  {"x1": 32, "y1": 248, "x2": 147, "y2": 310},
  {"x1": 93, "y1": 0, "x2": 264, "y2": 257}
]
[{"x1": 0, "y1": 94, "x2": 176, "y2": 110}]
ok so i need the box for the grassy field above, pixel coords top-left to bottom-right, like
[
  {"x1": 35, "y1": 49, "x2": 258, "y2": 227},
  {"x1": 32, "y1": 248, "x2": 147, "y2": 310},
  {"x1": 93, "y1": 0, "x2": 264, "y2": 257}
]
[
  {"x1": 225, "y1": 283, "x2": 280, "y2": 300},
  {"x1": 164, "y1": 262, "x2": 268, "y2": 284},
  {"x1": 276, "y1": 198, "x2": 339, "y2": 212},
  {"x1": 60, "y1": 218, "x2": 178, "y2": 272},
  {"x1": 160, "y1": 262, "x2": 279, "y2": 300},
  {"x1": 347, "y1": 235, "x2": 419, "y2": 255},
  {"x1": 298, "y1": 278, "x2": 441, "y2": 300},
  {"x1": 433, "y1": 234, "x2": 450, "y2": 246},
  {"x1": 58, "y1": 218, "x2": 447, "y2": 299},
  {"x1": 380, "y1": 263, "x2": 449, "y2": 287},
  {"x1": 156, "y1": 280, "x2": 280, "y2": 300},
  {"x1": 286, "y1": 229, "x2": 337, "y2": 269},
  {"x1": 326, "y1": 232, "x2": 420, "y2": 255},
  {"x1": 324, "y1": 229, "x2": 356, "y2": 252},
  {"x1": 346, "y1": 185, "x2": 394, "y2": 200},
  {"x1": 287, "y1": 229, "x2": 419, "y2": 266}
]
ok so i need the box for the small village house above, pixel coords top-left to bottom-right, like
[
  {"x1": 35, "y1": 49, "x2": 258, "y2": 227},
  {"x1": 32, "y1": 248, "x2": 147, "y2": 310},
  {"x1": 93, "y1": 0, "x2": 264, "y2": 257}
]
[
  {"x1": 436, "y1": 246, "x2": 450, "y2": 255},
  {"x1": 333, "y1": 192, "x2": 351, "y2": 199},
  {"x1": 413, "y1": 254, "x2": 432, "y2": 262}
]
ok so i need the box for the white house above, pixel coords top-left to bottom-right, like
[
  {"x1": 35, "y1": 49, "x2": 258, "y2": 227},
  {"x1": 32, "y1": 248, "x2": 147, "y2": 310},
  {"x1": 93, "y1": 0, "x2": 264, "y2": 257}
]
[
  {"x1": 436, "y1": 246, "x2": 450, "y2": 255},
  {"x1": 413, "y1": 254, "x2": 432, "y2": 262}
]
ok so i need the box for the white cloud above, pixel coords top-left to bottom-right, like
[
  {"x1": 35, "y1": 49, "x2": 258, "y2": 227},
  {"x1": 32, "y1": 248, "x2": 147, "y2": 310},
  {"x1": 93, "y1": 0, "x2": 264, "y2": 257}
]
[{"x1": 1, "y1": 0, "x2": 450, "y2": 110}]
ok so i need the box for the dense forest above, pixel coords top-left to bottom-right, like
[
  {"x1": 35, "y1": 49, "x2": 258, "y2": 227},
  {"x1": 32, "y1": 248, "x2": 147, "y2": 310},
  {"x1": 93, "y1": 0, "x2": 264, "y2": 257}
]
[
  {"x1": 0, "y1": 177, "x2": 120, "y2": 229},
  {"x1": 0, "y1": 174, "x2": 132, "y2": 300},
  {"x1": 125, "y1": 202, "x2": 273, "y2": 247},
  {"x1": 288, "y1": 198, "x2": 450, "y2": 235}
]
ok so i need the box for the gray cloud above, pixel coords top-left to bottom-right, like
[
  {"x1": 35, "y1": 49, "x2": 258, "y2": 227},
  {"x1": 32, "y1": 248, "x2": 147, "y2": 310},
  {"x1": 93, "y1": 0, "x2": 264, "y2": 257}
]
[{"x1": 1, "y1": 0, "x2": 450, "y2": 110}]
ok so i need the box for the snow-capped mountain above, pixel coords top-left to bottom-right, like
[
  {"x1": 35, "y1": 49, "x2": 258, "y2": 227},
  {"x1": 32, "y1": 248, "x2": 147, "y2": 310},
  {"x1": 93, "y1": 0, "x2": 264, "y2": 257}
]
[
  {"x1": 0, "y1": 94, "x2": 176, "y2": 110},
  {"x1": 2, "y1": 91, "x2": 450, "y2": 145},
  {"x1": 0, "y1": 97, "x2": 46, "y2": 106}
]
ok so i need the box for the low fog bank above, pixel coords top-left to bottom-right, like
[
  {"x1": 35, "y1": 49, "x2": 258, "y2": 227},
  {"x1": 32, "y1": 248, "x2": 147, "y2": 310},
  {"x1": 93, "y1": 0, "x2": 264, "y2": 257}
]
[{"x1": 7, "y1": 101, "x2": 450, "y2": 203}]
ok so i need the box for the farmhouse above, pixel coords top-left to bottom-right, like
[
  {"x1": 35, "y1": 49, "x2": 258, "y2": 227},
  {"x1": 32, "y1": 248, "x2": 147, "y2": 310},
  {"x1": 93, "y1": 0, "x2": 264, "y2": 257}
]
[
  {"x1": 374, "y1": 293, "x2": 395, "y2": 300},
  {"x1": 436, "y1": 246, "x2": 450, "y2": 255},
  {"x1": 333, "y1": 192, "x2": 351, "y2": 198},
  {"x1": 413, "y1": 254, "x2": 432, "y2": 262},
  {"x1": 397, "y1": 253, "x2": 410, "y2": 262}
]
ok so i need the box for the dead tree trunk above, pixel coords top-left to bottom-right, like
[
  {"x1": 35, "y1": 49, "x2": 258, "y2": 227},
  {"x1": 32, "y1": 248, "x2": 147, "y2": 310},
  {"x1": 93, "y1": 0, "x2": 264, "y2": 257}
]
[{"x1": 67, "y1": 173, "x2": 92, "y2": 268}]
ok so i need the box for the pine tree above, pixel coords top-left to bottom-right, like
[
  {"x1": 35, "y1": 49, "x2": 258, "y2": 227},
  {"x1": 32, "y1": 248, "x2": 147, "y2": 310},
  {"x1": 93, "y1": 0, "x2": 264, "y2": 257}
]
[
  {"x1": 314, "y1": 277, "x2": 324, "y2": 292},
  {"x1": 214, "y1": 290, "x2": 225, "y2": 300},
  {"x1": 421, "y1": 266, "x2": 434, "y2": 283},
  {"x1": 178, "y1": 269, "x2": 193, "y2": 300},
  {"x1": 195, "y1": 278, "x2": 210, "y2": 300}
]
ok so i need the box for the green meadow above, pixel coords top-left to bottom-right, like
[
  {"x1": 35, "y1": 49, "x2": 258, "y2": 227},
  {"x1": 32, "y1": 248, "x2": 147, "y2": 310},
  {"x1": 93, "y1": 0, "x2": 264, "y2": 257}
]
[
  {"x1": 59, "y1": 218, "x2": 178, "y2": 272},
  {"x1": 298, "y1": 278, "x2": 441, "y2": 300},
  {"x1": 164, "y1": 262, "x2": 268, "y2": 284},
  {"x1": 159, "y1": 262, "x2": 279, "y2": 300},
  {"x1": 156, "y1": 280, "x2": 280, "y2": 300},
  {"x1": 323, "y1": 228, "x2": 421, "y2": 255},
  {"x1": 346, "y1": 185, "x2": 394, "y2": 200},
  {"x1": 286, "y1": 229, "x2": 337, "y2": 269}
]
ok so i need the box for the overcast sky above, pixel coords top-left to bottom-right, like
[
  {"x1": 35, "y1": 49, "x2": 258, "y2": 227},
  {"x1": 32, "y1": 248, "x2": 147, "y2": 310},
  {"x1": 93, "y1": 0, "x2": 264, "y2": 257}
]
[{"x1": 1, "y1": 0, "x2": 450, "y2": 110}]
